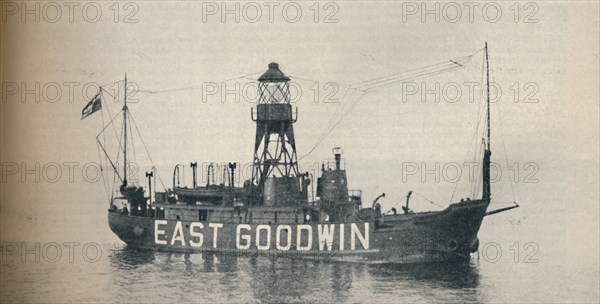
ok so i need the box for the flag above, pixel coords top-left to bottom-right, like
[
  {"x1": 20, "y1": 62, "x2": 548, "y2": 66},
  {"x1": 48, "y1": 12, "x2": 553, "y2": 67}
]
[{"x1": 81, "y1": 92, "x2": 102, "y2": 119}]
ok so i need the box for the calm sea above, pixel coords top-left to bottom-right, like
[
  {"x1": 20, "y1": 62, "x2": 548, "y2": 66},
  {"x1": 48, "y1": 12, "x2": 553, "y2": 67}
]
[{"x1": 1, "y1": 233, "x2": 598, "y2": 303}]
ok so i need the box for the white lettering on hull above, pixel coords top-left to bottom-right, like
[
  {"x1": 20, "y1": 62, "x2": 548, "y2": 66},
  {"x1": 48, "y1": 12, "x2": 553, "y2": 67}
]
[
  {"x1": 153, "y1": 221, "x2": 370, "y2": 252},
  {"x1": 351, "y1": 223, "x2": 369, "y2": 250},
  {"x1": 318, "y1": 224, "x2": 335, "y2": 251},
  {"x1": 189, "y1": 222, "x2": 204, "y2": 247},
  {"x1": 154, "y1": 220, "x2": 168, "y2": 245},
  {"x1": 296, "y1": 225, "x2": 312, "y2": 251},
  {"x1": 255, "y1": 225, "x2": 271, "y2": 250},
  {"x1": 236, "y1": 224, "x2": 251, "y2": 250},
  {"x1": 339, "y1": 224, "x2": 345, "y2": 250},
  {"x1": 276, "y1": 225, "x2": 291, "y2": 251},
  {"x1": 209, "y1": 223, "x2": 223, "y2": 248},
  {"x1": 171, "y1": 221, "x2": 185, "y2": 246}
]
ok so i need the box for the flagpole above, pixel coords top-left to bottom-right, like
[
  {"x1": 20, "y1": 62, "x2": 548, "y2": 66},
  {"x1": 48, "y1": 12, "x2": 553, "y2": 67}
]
[{"x1": 123, "y1": 73, "x2": 128, "y2": 187}]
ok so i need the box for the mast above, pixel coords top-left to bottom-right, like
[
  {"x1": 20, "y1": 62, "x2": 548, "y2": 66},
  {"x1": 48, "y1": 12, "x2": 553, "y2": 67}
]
[
  {"x1": 122, "y1": 74, "x2": 128, "y2": 187},
  {"x1": 482, "y1": 42, "x2": 492, "y2": 200},
  {"x1": 485, "y1": 42, "x2": 491, "y2": 150}
]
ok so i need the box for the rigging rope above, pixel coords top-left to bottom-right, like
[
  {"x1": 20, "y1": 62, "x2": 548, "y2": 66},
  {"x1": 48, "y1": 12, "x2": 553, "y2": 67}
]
[
  {"x1": 96, "y1": 110, "x2": 125, "y2": 163},
  {"x1": 115, "y1": 116, "x2": 125, "y2": 183},
  {"x1": 385, "y1": 194, "x2": 408, "y2": 214},
  {"x1": 449, "y1": 49, "x2": 487, "y2": 203},
  {"x1": 357, "y1": 53, "x2": 476, "y2": 88},
  {"x1": 471, "y1": 139, "x2": 484, "y2": 197},
  {"x1": 136, "y1": 71, "x2": 264, "y2": 94},
  {"x1": 299, "y1": 50, "x2": 480, "y2": 161},
  {"x1": 97, "y1": 79, "x2": 124, "y2": 89},
  {"x1": 494, "y1": 67, "x2": 518, "y2": 203},
  {"x1": 127, "y1": 111, "x2": 138, "y2": 183},
  {"x1": 498, "y1": 112, "x2": 516, "y2": 202},
  {"x1": 97, "y1": 92, "x2": 112, "y2": 202},
  {"x1": 384, "y1": 190, "x2": 442, "y2": 213},
  {"x1": 95, "y1": 88, "x2": 126, "y2": 189},
  {"x1": 128, "y1": 111, "x2": 168, "y2": 192},
  {"x1": 412, "y1": 191, "x2": 442, "y2": 208},
  {"x1": 137, "y1": 86, "x2": 198, "y2": 94},
  {"x1": 353, "y1": 55, "x2": 471, "y2": 87},
  {"x1": 288, "y1": 75, "x2": 358, "y2": 92},
  {"x1": 298, "y1": 88, "x2": 365, "y2": 161},
  {"x1": 357, "y1": 58, "x2": 472, "y2": 92},
  {"x1": 96, "y1": 138, "x2": 111, "y2": 202}
]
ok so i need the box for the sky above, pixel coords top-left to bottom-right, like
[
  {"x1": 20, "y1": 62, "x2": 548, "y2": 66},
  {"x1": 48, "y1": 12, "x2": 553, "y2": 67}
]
[{"x1": 0, "y1": 0, "x2": 598, "y2": 264}]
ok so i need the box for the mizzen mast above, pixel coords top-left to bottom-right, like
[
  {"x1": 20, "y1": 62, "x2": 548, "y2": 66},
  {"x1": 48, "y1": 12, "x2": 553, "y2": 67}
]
[
  {"x1": 122, "y1": 73, "x2": 129, "y2": 187},
  {"x1": 482, "y1": 42, "x2": 492, "y2": 200}
]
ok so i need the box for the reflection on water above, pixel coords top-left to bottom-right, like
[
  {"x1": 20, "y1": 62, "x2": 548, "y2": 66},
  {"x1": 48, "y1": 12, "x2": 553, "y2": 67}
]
[
  {"x1": 368, "y1": 261, "x2": 482, "y2": 302},
  {"x1": 109, "y1": 246, "x2": 155, "y2": 270},
  {"x1": 370, "y1": 261, "x2": 480, "y2": 289},
  {"x1": 103, "y1": 245, "x2": 482, "y2": 303},
  {"x1": 9, "y1": 239, "x2": 597, "y2": 303}
]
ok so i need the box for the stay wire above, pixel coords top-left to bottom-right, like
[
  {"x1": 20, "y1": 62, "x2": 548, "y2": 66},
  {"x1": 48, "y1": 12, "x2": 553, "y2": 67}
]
[
  {"x1": 449, "y1": 50, "x2": 487, "y2": 203},
  {"x1": 412, "y1": 191, "x2": 442, "y2": 208},
  {"x1": 298, "y1": 53, "x2": 477, "y2": 161},
  {"x1": 135, "y1": 71, "x2": 264, "y2": 94},
  {"x1": 128, "y1": 111, "x2": 168, "y2": 192},
  {"x1": 98, "y1": 96, "x2": 111, "y2": 202},
  {"x1": 354, "y1": 51, "x2": 480, "y2": 90},
  {"x1": 491, "y1": 59, "x2": 518, "y2": 203},
  {"x1": 358, "y1": 61, "x2": 467, "y2": 91},
  {"x1": 298, "y1": 88, "x2": 365, "y2": 161},
  {"x1": 385, "y1": 193, "x2": 410, "y2": 214},
  {"x1": 362, "y1": 65, "x2": 468, "y2": 92},
  {"x1": 354, "y1": 54, "x2": 471, "y2": 87}
]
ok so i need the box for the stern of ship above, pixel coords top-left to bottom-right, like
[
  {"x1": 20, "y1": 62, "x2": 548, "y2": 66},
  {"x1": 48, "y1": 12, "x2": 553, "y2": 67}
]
[{"x1": 108, "y1": 208, "x2": 155, "y2": 249}]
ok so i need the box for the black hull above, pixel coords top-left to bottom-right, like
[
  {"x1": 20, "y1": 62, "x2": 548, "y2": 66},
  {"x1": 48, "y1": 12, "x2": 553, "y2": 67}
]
[{"x1": 108, "y1": 199, "x2": 488, "y2": 264}]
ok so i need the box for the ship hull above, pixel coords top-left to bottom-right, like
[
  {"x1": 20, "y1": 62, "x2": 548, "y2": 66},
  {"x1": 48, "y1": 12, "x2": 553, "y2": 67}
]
[{"x1": 108, "y1": 199, "x2": 488, "y2": 264}]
